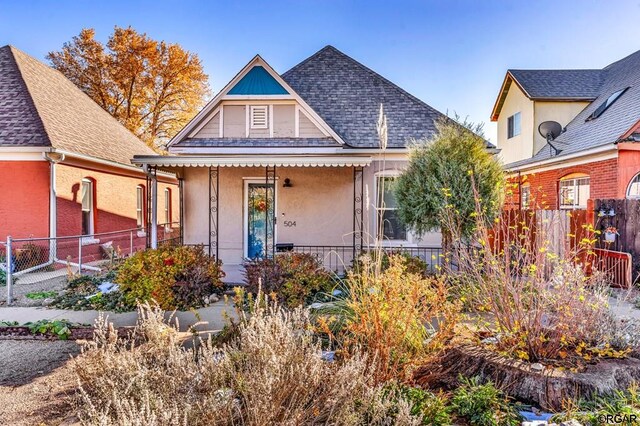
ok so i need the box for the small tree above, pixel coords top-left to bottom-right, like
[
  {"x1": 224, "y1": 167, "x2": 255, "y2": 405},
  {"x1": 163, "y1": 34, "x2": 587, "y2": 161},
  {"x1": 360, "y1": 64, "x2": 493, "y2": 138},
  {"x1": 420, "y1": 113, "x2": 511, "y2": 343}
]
[{"x1": 394, "y1": 118, "x2": 504, "y2": 245}]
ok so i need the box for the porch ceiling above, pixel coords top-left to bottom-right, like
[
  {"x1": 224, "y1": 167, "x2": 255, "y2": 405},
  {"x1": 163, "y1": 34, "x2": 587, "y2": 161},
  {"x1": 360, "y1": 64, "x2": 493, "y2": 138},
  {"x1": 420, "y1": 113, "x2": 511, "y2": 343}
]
[{"x1": 132, "y1": 154, "x2": 372, "y2": 170}]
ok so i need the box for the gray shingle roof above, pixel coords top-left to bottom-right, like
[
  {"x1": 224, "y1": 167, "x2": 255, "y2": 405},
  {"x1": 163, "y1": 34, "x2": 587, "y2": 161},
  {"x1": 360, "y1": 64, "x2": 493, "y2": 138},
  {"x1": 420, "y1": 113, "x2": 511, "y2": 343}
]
[
  {"x1": 506, "y1": 49, "x2": 640, "y2": 169},
  {"x1": 282, "y1": 46, "x2": 446, "y2": 148},
  {"x1": 0, "y1": 45, "x2": 155, "y2": 165},
  {"x1": 0, "y1": 46, "x2": 50, "y2": 147},
  {"x1": 509, "y1": 69, "x2": 604, "y2": 99},
  {"x1": 175, "y1": 137, "x2": 340, "y2": 147}
]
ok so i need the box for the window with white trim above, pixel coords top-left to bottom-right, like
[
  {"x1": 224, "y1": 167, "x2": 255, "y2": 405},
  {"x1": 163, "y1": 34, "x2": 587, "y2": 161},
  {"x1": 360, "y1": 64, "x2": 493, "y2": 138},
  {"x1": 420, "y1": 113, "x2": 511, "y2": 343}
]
[
  {"x1": 250, "y1": 105, "x2": 268, "y2": 129},
  {"x1": 136, "y1": 185, "x2": 145, "y2": 229},
  {"x1": 507, "y1": 112, "x2": 521, "y2": 138},
  {"x1": 521, "y1": 184, "x2": 531, "y2": 209},
  {"x1": 627, "y1": 173, "x2": 640, "y2": 199},
  {"x1": 376, "y1": 176, "x2": 407, "y2": 241},
  {"x1": 81, "y1": 179, "x2": 94, "y2": 236},
  {"x1": 559, "y1": 174, "x2": 590, "y2": 209}
]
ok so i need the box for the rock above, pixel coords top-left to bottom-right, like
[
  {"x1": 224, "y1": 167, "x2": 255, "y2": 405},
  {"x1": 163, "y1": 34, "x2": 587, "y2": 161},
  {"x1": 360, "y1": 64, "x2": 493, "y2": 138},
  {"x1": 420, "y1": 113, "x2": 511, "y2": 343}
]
[
  {"x1": 531, "y1": 362, "x2": 544, "y2": 372},
  {"x1": 559, "y1": 420, "x2": 582, "y2": 426},
  {"x1": 203, "y1": 296, "x2": 210, "y2": 305},
  {"x1": 321, "y1": 351, "x2": 336, "y2": 362},
  {"x1": 41, "y1": 298, "x2": 55, "y2": 307},
  {"x1": 481, "y1": 337, "x2": 499, "y2": 345},
  {"x1": 209, "y1": 294, "x2": 219, "y2": 303},
  {"x1": 522, "y1": 421, "x2": 550, "y2": 426}
]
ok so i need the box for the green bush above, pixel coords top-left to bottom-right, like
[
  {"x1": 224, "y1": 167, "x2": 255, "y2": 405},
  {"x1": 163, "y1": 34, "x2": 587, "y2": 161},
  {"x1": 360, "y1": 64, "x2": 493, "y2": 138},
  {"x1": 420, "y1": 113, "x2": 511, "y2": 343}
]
[
  {"x1": 53, "y1": 272, "x2": 134, "y2": 312},
  {"x1": 243, "y1": 252, "x2": 335, "y2": 307},
  {"x1": 552, "y1": 385, "x2": 640, "y2": 425},
  {"x1": 452, "y1": 376, "x2": 521, "y2": 426},
  {"x1": 384, "y1": 384, "x2": 452, "y2": 425},
  {"x1": 117, "y1": 245, "x2": 224, "y2": 310}
]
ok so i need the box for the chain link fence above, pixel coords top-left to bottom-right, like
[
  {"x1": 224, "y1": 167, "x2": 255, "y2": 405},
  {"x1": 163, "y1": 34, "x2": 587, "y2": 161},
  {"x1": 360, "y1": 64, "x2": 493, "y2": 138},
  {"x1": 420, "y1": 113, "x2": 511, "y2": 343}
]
[{"x1": 2, "y1": 222, "x2": 180, "y2": 305}]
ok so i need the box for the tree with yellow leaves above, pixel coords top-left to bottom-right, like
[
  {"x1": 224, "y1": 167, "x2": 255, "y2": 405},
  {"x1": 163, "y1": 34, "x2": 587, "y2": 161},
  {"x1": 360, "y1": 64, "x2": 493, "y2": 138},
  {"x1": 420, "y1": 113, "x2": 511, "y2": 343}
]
[{"x1": 48, "y1": 27, "x2": 209, "y2": 150}]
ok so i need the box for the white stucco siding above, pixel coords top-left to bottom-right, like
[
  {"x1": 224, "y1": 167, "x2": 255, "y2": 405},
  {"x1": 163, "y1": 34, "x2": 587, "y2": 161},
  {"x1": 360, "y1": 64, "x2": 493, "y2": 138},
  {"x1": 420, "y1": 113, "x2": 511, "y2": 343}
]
[
  {"x1": 182, "y1": 159, "x2": 441, "y2": 267},
  {"x1": 183, "y1": 166, "x2": 353, "y2": 265},
  {"x1": 496, "y1": 85, "x2": 535, "y2": 164}
]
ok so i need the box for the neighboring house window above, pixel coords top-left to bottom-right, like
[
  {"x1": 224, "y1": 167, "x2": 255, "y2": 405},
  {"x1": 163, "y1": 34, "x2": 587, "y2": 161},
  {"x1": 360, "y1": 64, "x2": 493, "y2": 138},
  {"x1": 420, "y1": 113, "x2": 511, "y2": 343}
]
[
  {"x1": 559, "y1": 174, "x2": 590, "y2": 209},
  {"x1": 164, "y1": 188, "x2": 172, "y2": 224},
  {"x1": 250, "y1": 105, "x2": 268, "y2": 129},
  {"x1": 81, "y1": 179, "x2": 94, "y2": 236},
  {"x1": 586, "y1": 88, "x2": 629, "y2": 121},
  {"x1": 627, "y1": 173, "x2": 640, "y2": 199},
  {"x1": 136, "y1": 185, "x2": 145, "y2": 229},
  {"x1": 376, "y1": 176, "x2": 407, "y2": 241},
  {"x1": 507, "y1": 112, "x2": 521, "y2": 138},
  {"x1": 521, "y1": 184, "x2": 531, "y2": 210}
]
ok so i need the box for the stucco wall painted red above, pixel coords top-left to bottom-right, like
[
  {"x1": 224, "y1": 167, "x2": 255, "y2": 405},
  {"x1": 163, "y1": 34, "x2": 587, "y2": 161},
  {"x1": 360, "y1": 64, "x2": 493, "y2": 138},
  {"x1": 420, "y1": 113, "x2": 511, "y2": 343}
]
[
  {"x1": 0, "y1": 161, "x2": 50, "y2": 240},
  {"x1": 616, "y1": 144, "x2": 640, "y2": 198}
]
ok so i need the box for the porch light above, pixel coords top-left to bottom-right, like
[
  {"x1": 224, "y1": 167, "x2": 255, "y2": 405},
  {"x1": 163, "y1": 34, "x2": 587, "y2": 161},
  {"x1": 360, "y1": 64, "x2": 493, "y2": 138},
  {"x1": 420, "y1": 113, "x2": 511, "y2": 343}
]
[{"x1": 283, "y1": 178, "x2": 293, "y2": 188}]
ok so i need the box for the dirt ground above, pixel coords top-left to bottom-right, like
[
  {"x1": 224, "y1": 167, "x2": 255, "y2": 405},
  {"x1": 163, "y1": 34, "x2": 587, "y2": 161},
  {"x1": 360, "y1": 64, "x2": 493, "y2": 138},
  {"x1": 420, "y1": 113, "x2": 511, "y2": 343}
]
[
  {"x1": 0, "y1": 340, "x2": 81, "y2": 425},
  {"x1": 0, "y1": 275, "x2": 69, "y2": 307}
]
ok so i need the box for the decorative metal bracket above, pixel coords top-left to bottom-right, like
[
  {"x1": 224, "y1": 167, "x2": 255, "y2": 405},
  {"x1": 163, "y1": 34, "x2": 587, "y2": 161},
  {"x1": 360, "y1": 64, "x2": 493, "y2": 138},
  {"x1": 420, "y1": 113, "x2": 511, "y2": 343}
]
[
  {"x1": 145, "y1": 166, "x2": 157, "y2": 249},
  {"x1": 209, "y1": 166, "x2": 219, "y2": 259},
  {"x1": 265, "y1": 165, "x2": 276, "y2": 259},
  {"x1": 353, "y1": 166, "x2": 364, "y2": 259}
]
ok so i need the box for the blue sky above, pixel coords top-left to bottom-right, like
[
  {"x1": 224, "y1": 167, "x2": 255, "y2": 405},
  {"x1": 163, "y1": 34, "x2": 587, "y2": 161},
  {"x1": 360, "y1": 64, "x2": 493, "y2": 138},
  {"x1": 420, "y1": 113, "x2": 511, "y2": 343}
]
[{"x1": 2, "y1": 0, "x2": 639, "y2": 143}]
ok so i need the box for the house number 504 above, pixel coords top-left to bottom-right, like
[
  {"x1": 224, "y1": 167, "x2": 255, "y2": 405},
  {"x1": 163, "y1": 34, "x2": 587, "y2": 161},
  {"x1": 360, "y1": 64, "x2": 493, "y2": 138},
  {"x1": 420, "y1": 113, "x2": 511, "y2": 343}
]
[{"x1": 283, "y1": 221, "x2": 296, "y2": 227}]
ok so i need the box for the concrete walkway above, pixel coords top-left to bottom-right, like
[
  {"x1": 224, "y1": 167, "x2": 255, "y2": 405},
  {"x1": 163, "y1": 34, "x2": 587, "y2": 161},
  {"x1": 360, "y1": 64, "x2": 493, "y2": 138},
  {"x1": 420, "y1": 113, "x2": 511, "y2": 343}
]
[{"x1": 0, "y1": 300, "x2": 238, "y2": 332}]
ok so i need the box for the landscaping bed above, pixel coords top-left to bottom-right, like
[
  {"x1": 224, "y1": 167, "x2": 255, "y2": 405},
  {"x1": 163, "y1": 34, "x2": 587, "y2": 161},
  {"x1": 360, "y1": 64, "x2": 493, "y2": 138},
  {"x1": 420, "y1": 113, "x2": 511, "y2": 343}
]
[{"x1": 417, "y1": 344, "x2": 640, "y2": 412}]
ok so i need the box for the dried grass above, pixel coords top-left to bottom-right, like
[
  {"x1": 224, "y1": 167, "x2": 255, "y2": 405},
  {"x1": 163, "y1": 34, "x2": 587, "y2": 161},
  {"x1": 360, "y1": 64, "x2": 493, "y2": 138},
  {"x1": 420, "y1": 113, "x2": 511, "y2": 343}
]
[{"x1": 74, "y1": 301, "x2": 423, "y2": 425}]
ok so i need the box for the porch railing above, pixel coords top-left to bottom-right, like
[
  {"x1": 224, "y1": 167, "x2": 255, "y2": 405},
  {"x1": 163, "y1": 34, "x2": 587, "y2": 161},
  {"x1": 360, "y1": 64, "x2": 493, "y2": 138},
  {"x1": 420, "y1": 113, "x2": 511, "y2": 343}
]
[{"x1": 291, "y1": 245, "x2": 444, "y2": 276}]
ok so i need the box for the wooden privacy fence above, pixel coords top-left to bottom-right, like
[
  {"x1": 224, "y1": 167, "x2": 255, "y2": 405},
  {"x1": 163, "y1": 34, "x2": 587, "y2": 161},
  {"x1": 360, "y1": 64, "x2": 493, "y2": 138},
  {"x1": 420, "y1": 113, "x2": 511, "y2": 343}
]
[
  {"x1": 494, "y1": 208, "x2": 633, "y2": 288},
  {"x1": 593, "y1": 199, "x2": 640, "y2": 259},
  {"x1": 491, "y1": 209, "x2": 588, "y2": 257}
]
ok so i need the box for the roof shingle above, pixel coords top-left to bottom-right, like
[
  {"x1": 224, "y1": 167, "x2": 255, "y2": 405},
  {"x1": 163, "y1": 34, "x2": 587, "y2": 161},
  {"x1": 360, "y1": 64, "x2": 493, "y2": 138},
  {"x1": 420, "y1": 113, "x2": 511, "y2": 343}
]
[
  {"x1": 282, "y1": 46, "x2": 446, "y2": 148},
  {"x1": 0, "y1": 45, "x2": 155, "y2": 165},
  {"x1": 509, "y1": 69, "x2": 604, "y2": 100},
  {"x1": 506, "y1": 49, "x2": 640, "y2": 169}
]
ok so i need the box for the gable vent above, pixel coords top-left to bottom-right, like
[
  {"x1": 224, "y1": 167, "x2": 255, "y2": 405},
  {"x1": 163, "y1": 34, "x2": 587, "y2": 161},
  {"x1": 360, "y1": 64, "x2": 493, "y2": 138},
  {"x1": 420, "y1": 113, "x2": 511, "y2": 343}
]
[{"x1": 250, "y1": 105, "x2": 268, "y2": 129}]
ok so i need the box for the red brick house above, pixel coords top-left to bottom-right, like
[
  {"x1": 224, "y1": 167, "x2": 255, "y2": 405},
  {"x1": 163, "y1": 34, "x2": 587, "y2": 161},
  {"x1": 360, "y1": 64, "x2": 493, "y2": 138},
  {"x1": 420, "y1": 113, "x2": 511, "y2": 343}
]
[
  {"x1": 491, "y1": 50, "x2": 640, "y2": 210},
  {"x1": 0, "y1": 45, "x2": 178, "y2": 243}
]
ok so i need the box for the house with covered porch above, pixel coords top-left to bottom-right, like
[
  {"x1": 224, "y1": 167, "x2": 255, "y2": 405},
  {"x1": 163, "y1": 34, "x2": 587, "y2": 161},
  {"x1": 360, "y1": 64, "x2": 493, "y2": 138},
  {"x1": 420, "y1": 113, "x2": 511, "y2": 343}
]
[{"x1": 133, "y1": 46, "x2": 468, "y2": 280}]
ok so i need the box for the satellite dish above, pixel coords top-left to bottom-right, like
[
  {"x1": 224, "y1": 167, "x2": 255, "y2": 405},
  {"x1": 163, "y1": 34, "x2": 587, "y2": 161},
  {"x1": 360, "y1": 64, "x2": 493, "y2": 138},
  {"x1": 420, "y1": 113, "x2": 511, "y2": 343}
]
[{"x1": 538, "y1": 121, "x2": 562, "y2": 141}]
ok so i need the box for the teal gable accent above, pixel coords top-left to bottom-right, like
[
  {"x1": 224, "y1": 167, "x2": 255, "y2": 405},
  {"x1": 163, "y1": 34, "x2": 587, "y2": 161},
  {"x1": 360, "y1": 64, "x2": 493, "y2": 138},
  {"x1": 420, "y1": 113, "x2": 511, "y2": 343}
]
[{"x1": 228, "y1": 66, "x2": 289, "y2": 95}]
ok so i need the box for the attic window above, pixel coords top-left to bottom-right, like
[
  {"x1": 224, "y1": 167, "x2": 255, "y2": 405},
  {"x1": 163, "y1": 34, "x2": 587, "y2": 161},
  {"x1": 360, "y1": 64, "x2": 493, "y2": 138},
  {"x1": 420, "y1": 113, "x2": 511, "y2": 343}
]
[
  {"x1": 586, "y1": 88, "x2": 629, "y2": 121},
  {"x1": 250, "y1": 106, "x2": 268, "y2": 129}
]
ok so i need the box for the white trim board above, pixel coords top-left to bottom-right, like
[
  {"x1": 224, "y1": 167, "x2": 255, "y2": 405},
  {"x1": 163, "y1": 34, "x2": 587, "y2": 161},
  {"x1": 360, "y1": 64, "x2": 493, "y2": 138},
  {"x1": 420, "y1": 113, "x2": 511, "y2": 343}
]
[{"x1": 506, "y1": 146, "x2": 618, "y2": 175}]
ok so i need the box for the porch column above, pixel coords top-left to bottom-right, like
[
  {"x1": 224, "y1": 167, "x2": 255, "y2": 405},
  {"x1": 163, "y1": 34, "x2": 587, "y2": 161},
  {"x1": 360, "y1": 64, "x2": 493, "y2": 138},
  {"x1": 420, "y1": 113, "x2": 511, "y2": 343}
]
[
  {"x1": 353, "y1": 166, "x2": 364, "y2": 259},
  {"x1": 178, "y1": 177, "x2": 184, "y2": 245},
  {"x1": 265, "y1": 165, "x2": 276, "y2": 259},
  {"x1": 150, "y1": 171, "x2": 158, "y2": 249},
  {"x1": 209, "y1": 166, "x2": 219, "y2": 259},
  {"x1": 43, "y1": 152, "x2": 65, "y2": 262}
]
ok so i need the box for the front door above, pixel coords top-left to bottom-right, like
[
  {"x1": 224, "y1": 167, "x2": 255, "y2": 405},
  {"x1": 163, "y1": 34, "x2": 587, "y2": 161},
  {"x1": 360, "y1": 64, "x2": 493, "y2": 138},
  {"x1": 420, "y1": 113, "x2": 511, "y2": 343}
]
[{"x1": 244, "y1": 181, "x2": 276, "y2": 259}]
